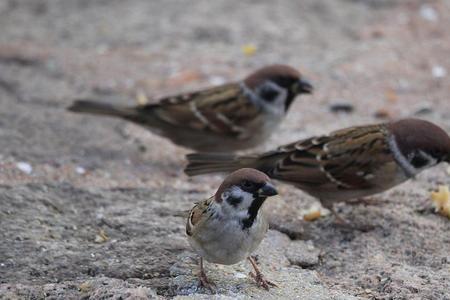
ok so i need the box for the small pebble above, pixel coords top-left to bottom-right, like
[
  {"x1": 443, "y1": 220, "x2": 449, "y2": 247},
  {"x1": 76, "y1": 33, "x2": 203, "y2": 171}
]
[
  {"x1": 329, "y1": 101, "x2": 354, "y2": 113},
  {"x1": 420, "y1": 5, "x2": 438, "y2": 22},
  {"x1": 285, "y1": 240, "x2": 320, "y2": 268},
  {"x1": 374, "y1": 108, "x2": 392, "y2": 119},
  {"x1": 16, "y1": 162, "x2": 33, "y2": 174},
  {"x1": 414, "y1": 107, "x2": 433, "y2": 116},
  {"x1": 76, "y1": 166, "x2": 86, "y2": 175},
  {"x1": 208, "y1": 76, "x2": 226, "y2": 86},
  {"x1": 234, "y1": 272, "x2": 247, "y2": 279},
  {"x1": 432, "y1": 66, "x2": 446, "y2": 78}
]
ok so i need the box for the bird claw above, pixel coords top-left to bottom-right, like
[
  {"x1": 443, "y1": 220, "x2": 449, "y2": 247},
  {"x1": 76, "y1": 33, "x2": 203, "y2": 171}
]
[
  {"x1": 198, "y1": 270, "x2": 216, "y2": 293},
  {"x1": 346, "y1": 197, "x2": 385, "y2": 206},
  {"x1": 249, "y1": 271, "x2": 277, "y2": 290},
  {"x1": 332, "y1": 213, "x2": 350, "y2": 226},
  {"x1": 332, "y1": 219, "x2": 375, "y2": 232}
]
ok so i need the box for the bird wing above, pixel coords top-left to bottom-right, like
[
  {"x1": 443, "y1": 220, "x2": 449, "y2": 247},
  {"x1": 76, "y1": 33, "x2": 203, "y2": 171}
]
[
  {"x1": 186, "y1": 196, "x2": 214, "y2": 237},
  {"x1": 266, "y1": 124, "x2": 392, "y2": 189},
  {"x1": 140, "y1": 83, "x2": 261, "y2": 138}
]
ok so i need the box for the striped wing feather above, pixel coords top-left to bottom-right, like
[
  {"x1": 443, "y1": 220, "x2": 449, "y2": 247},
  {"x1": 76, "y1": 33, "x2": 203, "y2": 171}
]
[
  {"x1": 269, "y1": 124, "x2": 391, "y2": 189},
  {"x1": 186, "y1": 197, "x2": 214, "y2": 236},
  {"x1": 140, "y1": 84, "x2": 259, "y2": 137}
]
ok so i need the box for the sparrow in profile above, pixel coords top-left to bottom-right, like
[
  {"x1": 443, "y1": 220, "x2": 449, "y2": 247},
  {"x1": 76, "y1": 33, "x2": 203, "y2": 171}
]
[
  {"x1": 185, "y1": 119, "x2": 450, "y2": 221},
  {"x1": 186, "y1": 168, "x2": 278, "y2": 291},
  {"x1": 67, "y1": 65, "x2": 313, "y2": 152}
]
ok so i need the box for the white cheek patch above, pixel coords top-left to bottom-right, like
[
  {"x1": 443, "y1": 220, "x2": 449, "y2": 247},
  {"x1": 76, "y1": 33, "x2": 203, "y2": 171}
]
[
  {"x1": 388, "y1": 135, "x2": 418, "y2": 177},
  {"x1": 389, "y1": 135, "x2": 439, "y2": 177},
  {"x1": 241, "y1": 81, "x2": 287, "y2": 115},
  {"x1": 221, "y1": 186, "x2": 255, "y2": 219},
  {"x1": 230, "y1": 186, "x2": 254, "y2": 209}
]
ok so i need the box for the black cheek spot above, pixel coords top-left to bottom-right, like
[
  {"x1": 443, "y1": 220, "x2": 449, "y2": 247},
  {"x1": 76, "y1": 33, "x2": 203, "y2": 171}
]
[
  {"x1": 226, "y1": 196, "x2": 242, "y2": 207},
  {"x1": 262, "y1": 89, "x2": 278, "y2": 102},
  {"x1": 259, "y1": 85, "x2": 280, "y2": 103},
  {"x1": 410, "y1": 154, "x2": 429, "y2": 169}
]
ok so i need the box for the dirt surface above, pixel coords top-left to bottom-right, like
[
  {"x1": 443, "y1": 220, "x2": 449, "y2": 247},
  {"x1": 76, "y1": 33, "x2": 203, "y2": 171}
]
[{"x1": 1, "y1": 0, "x2": 450, "y2": 299}]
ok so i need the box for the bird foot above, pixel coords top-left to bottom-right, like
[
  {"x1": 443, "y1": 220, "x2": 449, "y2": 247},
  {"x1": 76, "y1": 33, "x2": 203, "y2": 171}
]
[
  {"x1": 249, "y1": 271, "x2": 277, "y2": 290},
  {"x1": 331, "y1": 217, "x2": 375, "y2": 232},
  {"x1": 347, "y1": 197, "x2": 384, "y2": 206},
  {"x1": 328, "y1": 211, "x2": 373, "y2": 231},
  {"x1": 332, "y1": 213, "x2": 350, "y2": 226},
  {"x1": 198, "y1": 270, "x2": 216, "y2": 293}
]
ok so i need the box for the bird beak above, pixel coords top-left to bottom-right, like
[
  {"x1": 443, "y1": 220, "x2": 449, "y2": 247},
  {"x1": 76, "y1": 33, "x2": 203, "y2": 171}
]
[
  {"x1": 258, "y1": 182, "x2": 278, "y2": 197},
  {"x1": 297, "y1": 78, "x2": 313, "y2": 94}
]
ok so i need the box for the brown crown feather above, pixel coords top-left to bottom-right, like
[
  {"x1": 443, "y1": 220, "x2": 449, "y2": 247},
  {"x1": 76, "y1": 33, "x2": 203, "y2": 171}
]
[
  {"x1": 389, "y1": 118, "x2": 450, "y2": 161},
  {"x1": 243, "y1": 64, "x2": 301, "y2": 89}
]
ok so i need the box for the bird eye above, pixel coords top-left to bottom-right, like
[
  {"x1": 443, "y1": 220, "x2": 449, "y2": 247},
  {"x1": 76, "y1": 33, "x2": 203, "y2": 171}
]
[
  {"x1": 261, "y1": 89, "x2": 279, "y2": 102},
  {"x1": 430, "y1": 149, "x2": 441, "y2": 159},
  {"x1": 259, "y1": 84, "x2": 280, "y2": 103},
  {"x1": 240, "y1": 180, "x2": 258, "y2": 192},
  {"x1": 242, "y1": 180, "x2": 254, "y2": 188},
  {"x1": 410, "y1": 152, "x2": 429, "y2": 169},
  {"x1": 226, "y1": 195, "x2": 242, "y2": 207}
]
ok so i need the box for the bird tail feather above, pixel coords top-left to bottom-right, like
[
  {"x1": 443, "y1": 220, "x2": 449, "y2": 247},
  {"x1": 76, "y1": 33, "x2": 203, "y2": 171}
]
[
  {"x1": 185, "y1": 153, "x2": 258, "y2": 176},
  {"x1": 67, "y1": 100, "x2": 137, "y2": 118}
]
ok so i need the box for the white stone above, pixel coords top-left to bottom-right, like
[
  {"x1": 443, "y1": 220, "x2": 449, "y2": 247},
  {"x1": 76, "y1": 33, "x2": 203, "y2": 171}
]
[
  {"x1": 16, "y1": 162, "x2": 33, "y2": 174},
  {"x1": 76, "y1": 166, "x2": 86, "y2": 175},
  {"x1": 432, "y1": 66, "x2": 446, "y2": 78},
  {"x1": 420, "y1": 5, "x2": 438, "y2": 22}
]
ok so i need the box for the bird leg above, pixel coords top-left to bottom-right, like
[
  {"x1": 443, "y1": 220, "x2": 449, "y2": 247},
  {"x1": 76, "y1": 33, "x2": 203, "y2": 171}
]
[
  {"x1": 346, "y1": 197, "x2": 383, "y2": 206},
  {"x1": 323, "y1": 201, "x2": 376, "y2": 232},
  {"x1": 321, "y1": 201, "x2": 350, "y2": 225},
  {"x1": 329, "y1": 207, "x2": 351, "y2": 226},
  {"x1": 247, "y1": 256, "x2": 277, "y2": 290},
  {"x1": 198, "y1": 257, "x2": 216, "y2": 292}
]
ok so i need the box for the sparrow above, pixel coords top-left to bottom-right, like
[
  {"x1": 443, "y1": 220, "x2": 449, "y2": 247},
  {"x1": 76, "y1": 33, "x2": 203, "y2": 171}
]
[
  {"x1": 186, "y1": 168, "x2": 278, "y2": 291},
  {"x1": 185, "y1": 118, "x2": 450, "y2": 220},
  {"x1": 67, "y1": 65, "x2": 313, "y2": 152}
]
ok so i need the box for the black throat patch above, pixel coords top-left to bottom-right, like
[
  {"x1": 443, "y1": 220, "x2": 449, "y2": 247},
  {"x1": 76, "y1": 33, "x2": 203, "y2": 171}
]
[
  {"x1": 241, "y1": 195, "x2": 266, "y2": 229},
  {"x1": 284, "y1": 93, "x2": 296, "y2": 112}
]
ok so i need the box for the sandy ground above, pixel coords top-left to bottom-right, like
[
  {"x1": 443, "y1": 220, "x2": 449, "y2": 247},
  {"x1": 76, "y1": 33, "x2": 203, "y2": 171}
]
[{"x1": 1, "y1": 0, "x2": 450, "y2": 299}]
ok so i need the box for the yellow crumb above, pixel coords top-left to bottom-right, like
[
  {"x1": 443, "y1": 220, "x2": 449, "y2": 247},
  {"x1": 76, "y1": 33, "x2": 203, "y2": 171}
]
[
  {"x1": 241, "y1": 44, "x2": 257, "y2": 56},
  {"x1": 79, "y1": 282, "x2": 91, "y2": 293},
  {"x1": 384, "y1": 88, "x2": 398, "y2": 102},
  {"x1": 94, "y1": 229, "x2": 109, "y2": 243},
  {"x1": 136, "y1": 90, "x2": 149, "y2": 105},
  {"x1": 303, "y1": 210, "x2": 322, "y2": 222},
  {"x1": 431, "y1": 185, "x2": 450, "y2": 218}
]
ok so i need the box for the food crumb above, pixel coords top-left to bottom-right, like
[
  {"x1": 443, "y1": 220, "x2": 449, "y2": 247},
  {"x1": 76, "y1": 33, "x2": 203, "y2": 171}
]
[
  {"x1": 431, "y1": 185, "x2": 450, "y2": 218},
  {"x1": 94, "y1": 229, "x2": 109, "y2": 243},
  {"x1": 136, "y1": 90, "x2": 149, "y2": 105},
  {"x1": 241, "y1": 44, "x2": 257, "y2": 56},
  {"x1": 303, "y1": 210, "x2": 322, "y2": 222}
]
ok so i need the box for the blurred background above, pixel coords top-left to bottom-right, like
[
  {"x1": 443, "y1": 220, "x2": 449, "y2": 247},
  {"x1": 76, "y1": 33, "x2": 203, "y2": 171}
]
[{"x1": 1, "y1": 0, "x2": 449, "y2": 299}]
